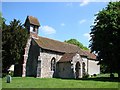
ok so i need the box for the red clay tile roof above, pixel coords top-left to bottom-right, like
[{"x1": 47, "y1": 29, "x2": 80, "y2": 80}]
[
  {"x1": 25, "y1": 16, "x2": 40, "y2": 26},
  {"x1": 58, "y1": 53, "x2": 76, "y2": 62},
  {"x1": 31, "y1": 33, "x2": 96, "y2": 60},
  {"x1": 82, "y1": 50, "x2": 96, "y2": 60},
  {"x1": 31, "y1": 33, "x2": 85, "y2": 56}
]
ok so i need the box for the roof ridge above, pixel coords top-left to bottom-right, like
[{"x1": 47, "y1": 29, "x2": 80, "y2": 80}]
[
  {"x1": 27, "y1": 15, "x2": 40, "y2": 26},
  {"x1": 37, "y1": 35, "x2": 80, "y2": 48},
  {"x1": 28, "y1": 15, "x2": 38, "y2": 19},
  {"x1": 32, "y1": 33, "x2": 88, "y2": 57}
]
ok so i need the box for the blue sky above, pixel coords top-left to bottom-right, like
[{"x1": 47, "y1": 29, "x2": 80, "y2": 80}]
[{"x1": 2, "y1": 2, "x2": 108, "y2": 47}]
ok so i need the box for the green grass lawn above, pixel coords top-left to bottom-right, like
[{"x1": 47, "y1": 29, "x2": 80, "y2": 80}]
[
  {"x1": 2, "y1": 74, "x2": 119, "y2": 88},
  {"x1": 0, "y1": 78, "x2": 2, "y2": 89}
]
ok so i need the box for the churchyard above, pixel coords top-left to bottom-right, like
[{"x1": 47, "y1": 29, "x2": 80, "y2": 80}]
[{"x1": 2, "y1": 73, "x2": 119, "y2": 88}]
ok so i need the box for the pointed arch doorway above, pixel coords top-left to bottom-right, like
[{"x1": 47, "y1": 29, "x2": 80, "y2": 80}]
[{"x1": 75, "y1": 62, "x2": 81, "y2": 79}]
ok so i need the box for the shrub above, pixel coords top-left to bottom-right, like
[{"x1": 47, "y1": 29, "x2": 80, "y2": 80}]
[
  {"x1": 93, "y1": 74, "x2": 97, "y2": 77},
  {"x1": 83, "y1": 73, "x2": 89, "y2": 78},
  {"x1": 110, "y1": 73, "x2": 114, "y2": 79},
  {"x1": 9, "y1": 71, "x2": 14, "y2": 77}
]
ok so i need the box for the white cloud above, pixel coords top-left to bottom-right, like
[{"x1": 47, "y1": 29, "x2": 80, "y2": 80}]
[
  {"x1": 79, "y1": 19, "x2": 86, "y2": 24},
  {"x1": 61, "y1": 23, "x2": 65, "y2": 26},
  {"x1": 83, "y1": 33, "x2": 91, "y2": 40},
  {"x1": 40, "y1": 25, "x2": 56, "y2": 35},
  {"x1": 80, "y1": 0, "x2": 89, "y2": 6}
]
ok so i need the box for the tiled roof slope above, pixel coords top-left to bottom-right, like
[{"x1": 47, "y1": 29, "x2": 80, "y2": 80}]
[
  {"x1": 25, "y1": 16, "x2": 40, "y2": 26},
  {"x1": 31, "y1": 33, "x2": 85, "y2": 56},
  {"x1": 31, "y1": 33, "x2": 96, "y2": 60},
  {"x1": 58, "y1": 53, "x2": 76, "y2": 62},
  {"x1": 82, "y1": 50, "x2": 96, "y2": 60}
]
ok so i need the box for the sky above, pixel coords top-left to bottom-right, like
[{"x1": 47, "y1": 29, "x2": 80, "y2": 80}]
[{"x1": 2, "y1": 2, "x2": 109, "y2": 48}]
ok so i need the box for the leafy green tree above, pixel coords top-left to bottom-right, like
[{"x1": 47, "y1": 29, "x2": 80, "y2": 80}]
[
  {"x1": 0, "y1": 12, "x2": 5, "y2": 29},
  {"x1": 64, "y1": 39, "x2": 89, "y2": 50},
  {"x1": 2, "y1": 19, "x2": 29, "y2": 74},
  {"x1": 0, "y1": 12, "x2": 2, "y2": 29},
  {"x1": 0, "y1": 12, "x2": 2, "y2": 77},
  {"x1": 89, "y1": 2, "x2": 120, "y2": 78}
]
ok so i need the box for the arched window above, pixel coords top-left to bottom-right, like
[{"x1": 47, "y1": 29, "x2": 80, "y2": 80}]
[
  {"x1": 82, "y1": 62, "x2": 86, "y2": 76},
  {"x1": 51, "y1": 57, "x2": 56, "y2": 71}
]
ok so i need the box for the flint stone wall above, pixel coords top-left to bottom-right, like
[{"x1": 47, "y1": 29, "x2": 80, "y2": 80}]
[{"x1": 39, "y1": 49, "x2": 63, "y2": 78}]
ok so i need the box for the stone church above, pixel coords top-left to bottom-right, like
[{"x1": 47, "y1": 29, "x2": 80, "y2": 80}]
[{"x1": 15, "y1": 16, "x2": 100, "y2": 78}]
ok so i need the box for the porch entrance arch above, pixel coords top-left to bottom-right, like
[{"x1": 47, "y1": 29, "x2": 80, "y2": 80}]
[{"x1": 75, "y1": 62, "x2": 81, "y2": 79}]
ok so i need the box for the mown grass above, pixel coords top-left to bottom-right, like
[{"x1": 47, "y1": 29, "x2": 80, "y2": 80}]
[
  {"x1": 2, "y1": 74, "x2": 119, "y2": 88},
  {"x1": 0, "y1": 78, "x2": 2, "y2": 89}
]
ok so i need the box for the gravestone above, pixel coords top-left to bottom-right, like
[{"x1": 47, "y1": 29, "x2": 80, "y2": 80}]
[{"x1": 6, "y1": 75, "x2": 12, "y2": 83}]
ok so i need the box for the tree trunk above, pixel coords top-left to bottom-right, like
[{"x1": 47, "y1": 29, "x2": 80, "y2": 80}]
[
  {"x1": 110, "y1": 73, "x2": 114, "y2": 79},
  {"x1": 118, "y1": 72, "x2": 120, "y2": 81}
]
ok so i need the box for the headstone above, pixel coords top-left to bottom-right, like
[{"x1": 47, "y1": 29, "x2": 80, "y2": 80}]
[{"x1": 6, "y1": 75, "x2": 12, "y2": 83}]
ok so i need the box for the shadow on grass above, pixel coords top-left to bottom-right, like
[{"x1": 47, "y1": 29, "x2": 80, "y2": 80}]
[
  {"x1": 59, "y1": 77, "x2": 119, "y2": 82},
  {"x1": 78, "y1": 77, "x2": 119, "y2": 82}
]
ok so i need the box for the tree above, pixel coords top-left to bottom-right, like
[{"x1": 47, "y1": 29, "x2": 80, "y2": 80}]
[
  {"x1": 64, "y1": 39, "x2": 89, "y2": 50},
  {"x1": 2, "y1": 19, "x2": 29, "y2": 74},
  {"x1": 0, "y1": 12, "x2": 3, "y2": 77},
  {"x1": 0, "y1": 12, "x2": 2, "y2": 29},
  {"x1": 89, "y1": 2, "x2": 120, "y2": 78}
]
